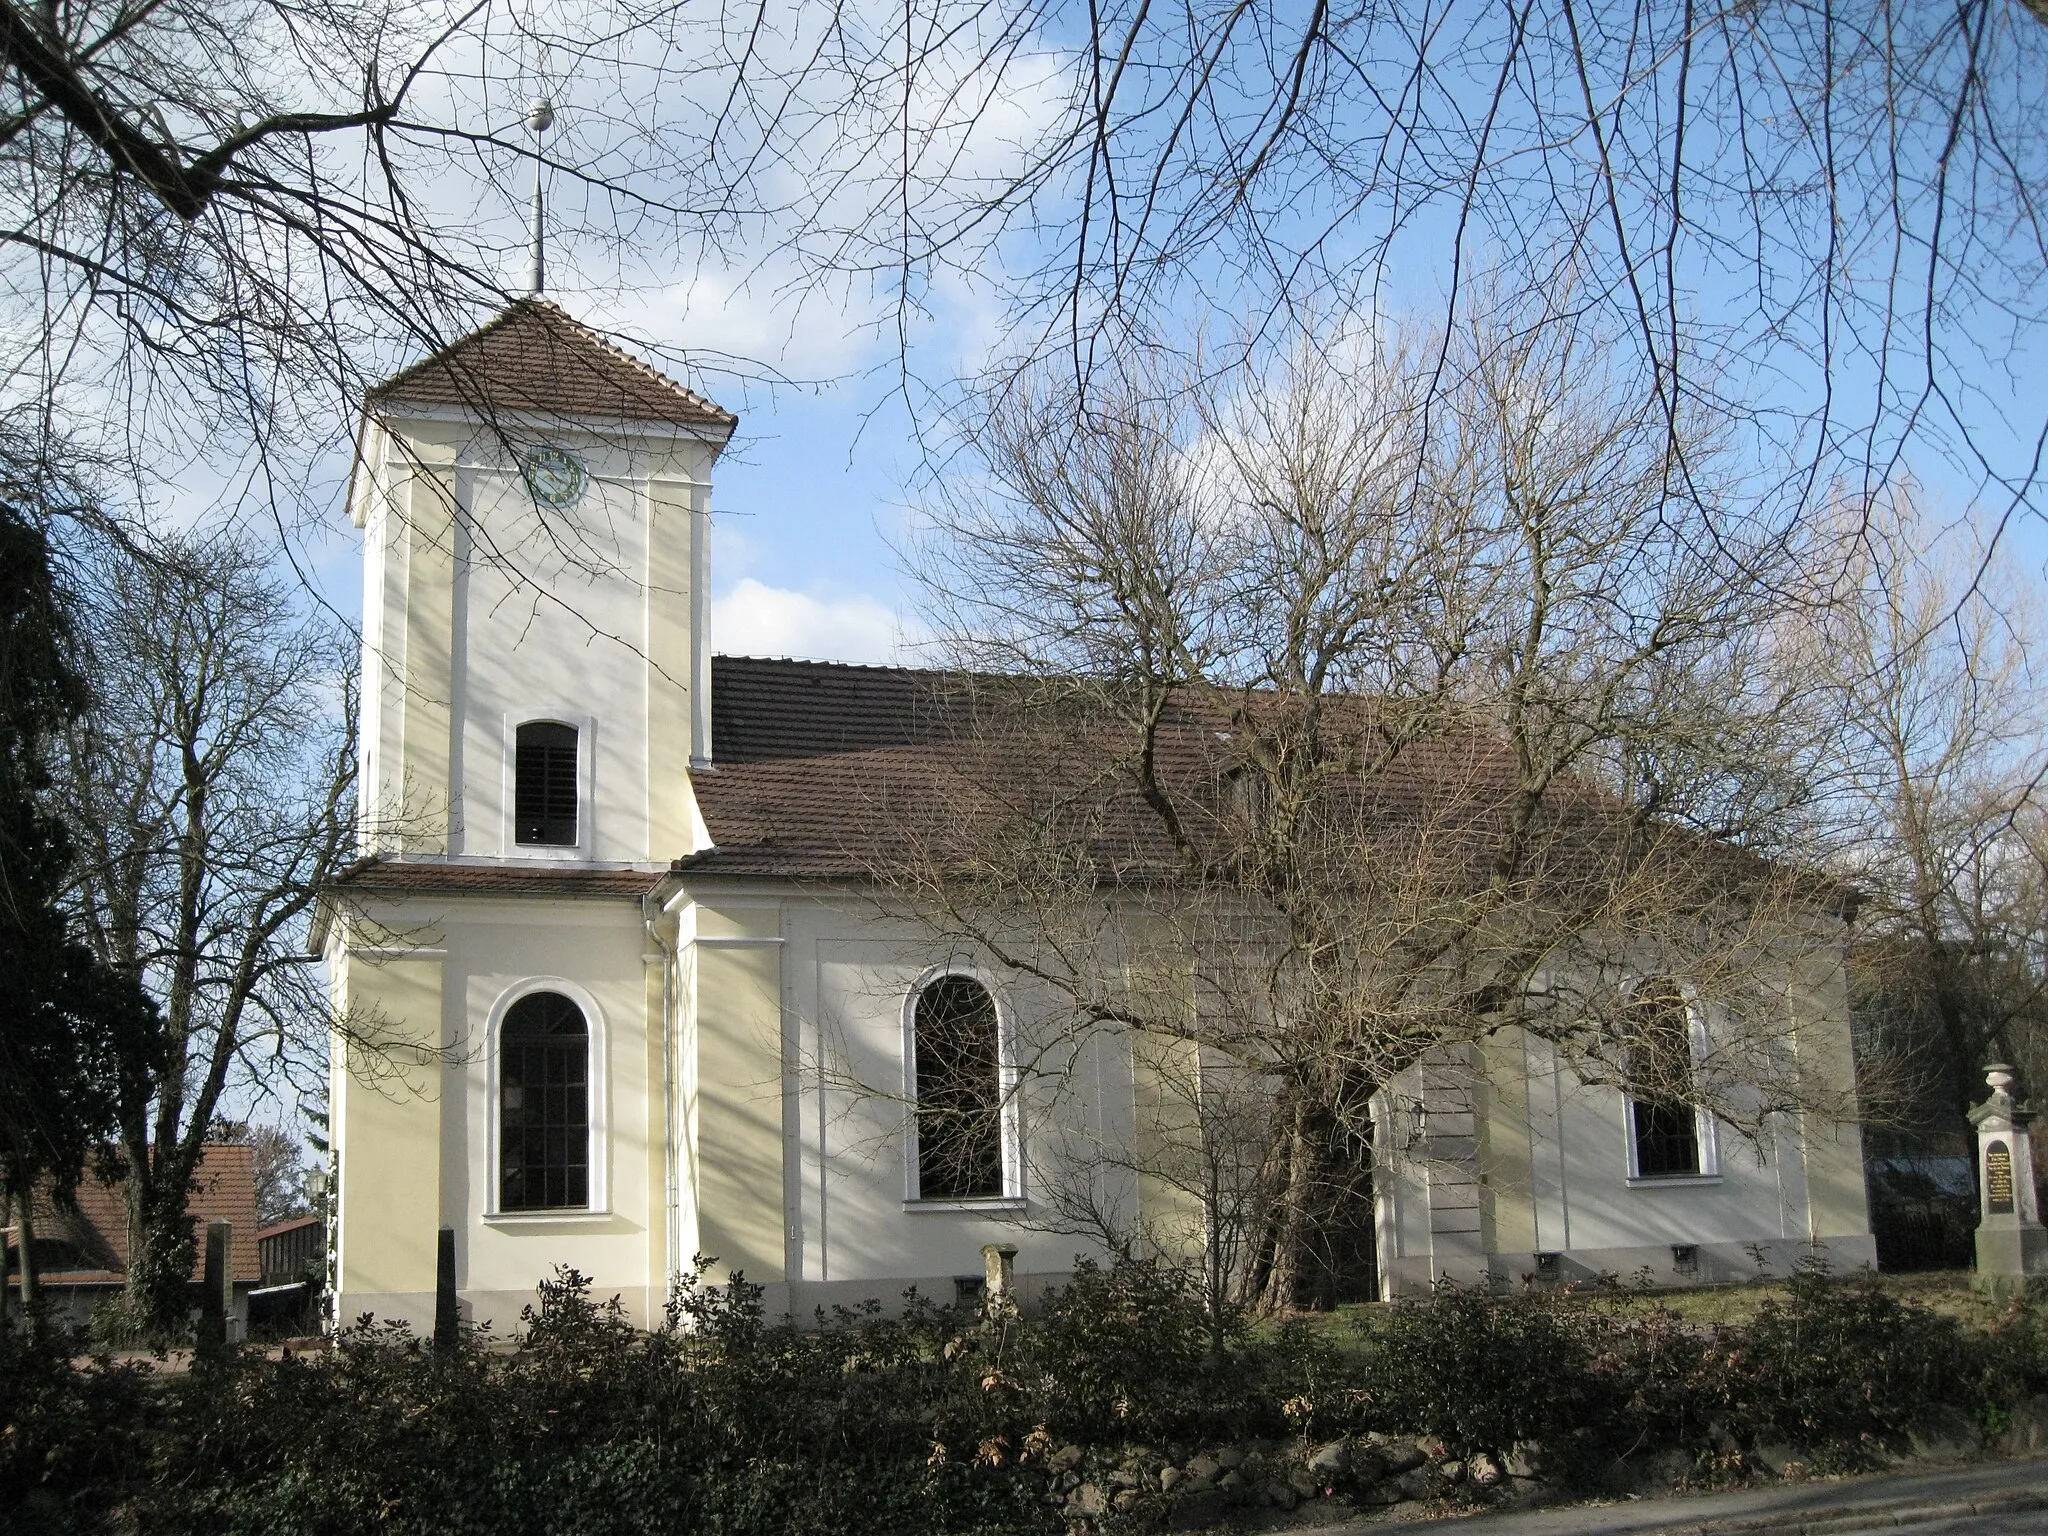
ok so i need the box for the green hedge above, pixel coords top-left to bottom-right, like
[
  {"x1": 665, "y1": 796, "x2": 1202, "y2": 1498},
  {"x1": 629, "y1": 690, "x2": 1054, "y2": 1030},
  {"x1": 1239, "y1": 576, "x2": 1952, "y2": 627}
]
[{"x1": 5, "y1": 1257, "x2": 2044, "y2": 1535}]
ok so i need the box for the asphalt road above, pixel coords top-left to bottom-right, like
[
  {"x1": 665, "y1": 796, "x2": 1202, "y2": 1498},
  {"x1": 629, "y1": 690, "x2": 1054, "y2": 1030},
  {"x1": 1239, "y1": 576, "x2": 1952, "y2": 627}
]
[{"x1": 1305, "y1": 1456, "x2": 2048, "y2": 1536}]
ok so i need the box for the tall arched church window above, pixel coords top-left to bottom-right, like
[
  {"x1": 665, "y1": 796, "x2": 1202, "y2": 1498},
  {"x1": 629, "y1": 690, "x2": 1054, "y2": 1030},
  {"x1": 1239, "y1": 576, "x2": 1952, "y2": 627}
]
[
  {"x1": 912, "y1": 975, "x2": 1005, "y2": 1200},
  {"x1": 514, "y1": 721, "x2": 578, "y2": 846},
  {"x1": 500, "y1": 991, "x2": 589, "y2": 1210},
  {"x1": 1625, "y1": 980, "x2": 1703, "y2": 1178}
]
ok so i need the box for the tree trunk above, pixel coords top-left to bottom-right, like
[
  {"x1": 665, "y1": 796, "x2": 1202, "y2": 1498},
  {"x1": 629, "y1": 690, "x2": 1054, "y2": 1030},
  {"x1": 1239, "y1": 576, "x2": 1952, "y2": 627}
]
[
  {"x1": 1, "y1": 1184, "x2": 12, "y2": 1334},
  {"x1": 1203, "y1": 1154, "x2": 1228, "y2": 1361},
  {"x1": 119, "y1": 1127, "x2": 149, "y2": 1325},
  {"x1": 126, "y1": 1165, "x2": 199, "y2": 1336},
  {"x1": 1257, "y1": 1099, "x2": 1321, "y2": 1313},
  {"x1": 16, "y1": 1189, "x2": 40, "y2": 1331}
]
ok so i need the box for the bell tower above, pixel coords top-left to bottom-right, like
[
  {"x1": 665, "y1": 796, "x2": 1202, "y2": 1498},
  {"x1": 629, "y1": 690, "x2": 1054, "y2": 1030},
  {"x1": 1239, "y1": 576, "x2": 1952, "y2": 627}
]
[{"x1": 350, "y1": 300, "x2": 736, "y2": 866}]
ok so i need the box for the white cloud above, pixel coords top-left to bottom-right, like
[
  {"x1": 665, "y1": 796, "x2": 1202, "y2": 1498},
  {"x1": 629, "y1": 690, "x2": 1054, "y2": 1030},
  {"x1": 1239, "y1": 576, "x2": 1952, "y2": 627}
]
[
  {"x1": 711, "y1": 577, "x2": 912, "y2": 664},
  {"x1": 618, "y1": 262, "x2": 883, "y2": 382}
]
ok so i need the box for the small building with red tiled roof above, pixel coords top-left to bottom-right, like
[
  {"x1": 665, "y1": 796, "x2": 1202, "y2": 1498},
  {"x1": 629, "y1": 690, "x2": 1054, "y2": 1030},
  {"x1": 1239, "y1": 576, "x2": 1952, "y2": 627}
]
[
  {"x1": 318, "y1": 301, "x2": 1873, "y2": 1335},
  {"x1": 3, "y1": 1144, "x2": 263, "y2": 1334}
]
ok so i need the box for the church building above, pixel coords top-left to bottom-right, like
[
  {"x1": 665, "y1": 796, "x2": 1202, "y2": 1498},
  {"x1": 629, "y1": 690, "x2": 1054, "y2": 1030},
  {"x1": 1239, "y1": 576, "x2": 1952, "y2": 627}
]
[{"x1": 320, "y1": 300, "x2": 1875, "y2": 1333}]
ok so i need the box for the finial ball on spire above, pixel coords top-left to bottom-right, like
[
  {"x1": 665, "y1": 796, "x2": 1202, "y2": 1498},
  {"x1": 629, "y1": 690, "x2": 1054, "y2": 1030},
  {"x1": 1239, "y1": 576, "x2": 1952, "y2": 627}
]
[{"x1": 527, "y1": 98, "x2": 555, "y2": 134}]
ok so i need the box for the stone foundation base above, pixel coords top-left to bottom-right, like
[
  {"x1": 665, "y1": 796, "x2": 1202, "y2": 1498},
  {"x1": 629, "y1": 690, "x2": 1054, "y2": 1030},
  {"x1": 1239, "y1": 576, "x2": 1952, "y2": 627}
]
[
  {"x1": 1382, "y1": 1234, "x2": 1880, "y2": 1298},
  {"x1": 1974, "y1": 1223, "x2": 2048, "y2": 1296}
]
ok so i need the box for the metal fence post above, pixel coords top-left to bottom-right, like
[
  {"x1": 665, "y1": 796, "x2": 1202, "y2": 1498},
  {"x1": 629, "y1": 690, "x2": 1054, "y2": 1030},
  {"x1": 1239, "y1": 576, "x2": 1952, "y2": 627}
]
[
  {"x1": 433, "y1": 1226, "x2": 458, "y2": 1356},
  {"x1": 197, "y1": 1220, "x2": 230, "y2": 1360}
]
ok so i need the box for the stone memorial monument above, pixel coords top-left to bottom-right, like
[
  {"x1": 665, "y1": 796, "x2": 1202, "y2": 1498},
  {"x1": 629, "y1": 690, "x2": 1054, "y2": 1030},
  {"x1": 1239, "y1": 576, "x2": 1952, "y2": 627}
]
[{"x1": 1970, "y1": 1063, "x2": 2048, "y2": 1294}]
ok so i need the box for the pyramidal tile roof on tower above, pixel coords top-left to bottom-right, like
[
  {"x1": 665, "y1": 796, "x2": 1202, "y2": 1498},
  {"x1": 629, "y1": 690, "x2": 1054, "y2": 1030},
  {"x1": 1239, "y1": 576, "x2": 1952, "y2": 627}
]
[{"x1": 367, "y1": 299, "x2": 737, "y2": 432}]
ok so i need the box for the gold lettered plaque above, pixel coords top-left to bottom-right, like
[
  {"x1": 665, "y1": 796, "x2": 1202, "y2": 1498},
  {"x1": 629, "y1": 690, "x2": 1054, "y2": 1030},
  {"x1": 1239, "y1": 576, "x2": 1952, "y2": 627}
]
[{"x1": 1986, "y1": 1139, "x2": 2016, "y2": 1215}]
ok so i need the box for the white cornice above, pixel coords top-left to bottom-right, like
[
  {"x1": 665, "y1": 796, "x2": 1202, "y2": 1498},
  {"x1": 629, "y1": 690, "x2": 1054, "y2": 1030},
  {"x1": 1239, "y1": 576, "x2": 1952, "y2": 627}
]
[{"x1": 367, "y1": 402, "x2": 733, "y2": 448}]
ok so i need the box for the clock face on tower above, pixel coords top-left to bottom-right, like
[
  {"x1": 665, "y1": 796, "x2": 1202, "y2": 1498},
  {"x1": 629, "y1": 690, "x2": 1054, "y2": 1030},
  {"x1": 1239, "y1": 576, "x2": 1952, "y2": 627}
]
[{"x1": 520, "y1": 444, "x2": 588, "y2": 509}]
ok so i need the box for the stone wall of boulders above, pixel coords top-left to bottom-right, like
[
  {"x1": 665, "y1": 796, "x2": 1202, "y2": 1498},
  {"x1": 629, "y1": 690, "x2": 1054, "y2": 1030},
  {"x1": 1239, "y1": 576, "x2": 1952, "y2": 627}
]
[
  {"x1": 1041, "y1": 1430, "x2": 1551, "y2": 1531},
  {"x1": 1038, "y1": 1397, "x2": 2048, "y2": 1535}
]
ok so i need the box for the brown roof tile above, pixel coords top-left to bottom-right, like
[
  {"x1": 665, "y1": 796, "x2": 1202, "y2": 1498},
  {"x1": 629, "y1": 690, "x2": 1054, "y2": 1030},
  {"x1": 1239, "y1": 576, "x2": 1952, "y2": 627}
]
[
  {"x1": 683, "y1": 657, "x2": 1829, "y2": 912},
  {"x1": 710, "y1": 656, "x2": 946, "y2": 763},
  {"x1": 684, "y1": 657, "x2": 1463, "y2": 879},
  {"x1": 369, "y1": 300, "x2": 737, "y2": 433},
  {"x1": 9, "y1": 1144, "x2": 263, "y2": 1285},
  {"x1": 330, "y1": 859, "x2": 662, "y2": 899}
]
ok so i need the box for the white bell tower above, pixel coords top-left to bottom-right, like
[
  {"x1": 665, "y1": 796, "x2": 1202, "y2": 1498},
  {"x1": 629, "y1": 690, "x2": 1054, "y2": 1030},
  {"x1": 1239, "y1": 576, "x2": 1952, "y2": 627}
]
[{"x1": 349, "y1": 301, "x2": 736, "y2": 867}]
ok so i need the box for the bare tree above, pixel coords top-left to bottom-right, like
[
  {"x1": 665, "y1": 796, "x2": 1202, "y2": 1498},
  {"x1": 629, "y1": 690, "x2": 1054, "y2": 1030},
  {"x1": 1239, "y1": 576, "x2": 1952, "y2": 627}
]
[
  {"x1": 1810, "y1": 504, "x2": 2048, "y2": 1142},
  {"x1": 57, "y1": 524, "x2": 353, "y2": 1331},
  {"x1": 0, "y1": 0, "x2": 2041, "y2": 545},
  {"x1": 863, "y1": 300, "x2": 1860, "y2": 1310},
  {"x1": 210, "y1": 1118, "x2": 313, "y2": 1227}
]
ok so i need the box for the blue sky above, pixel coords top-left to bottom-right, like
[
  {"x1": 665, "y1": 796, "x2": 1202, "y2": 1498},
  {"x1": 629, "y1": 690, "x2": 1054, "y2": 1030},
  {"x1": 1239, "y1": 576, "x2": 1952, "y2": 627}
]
[
  {"x1": 259, "y1": 0, "x2": 2048, "y2": 672},
  {"x1": 696, "y1": 368, "x2": 929, "y2": 665}
]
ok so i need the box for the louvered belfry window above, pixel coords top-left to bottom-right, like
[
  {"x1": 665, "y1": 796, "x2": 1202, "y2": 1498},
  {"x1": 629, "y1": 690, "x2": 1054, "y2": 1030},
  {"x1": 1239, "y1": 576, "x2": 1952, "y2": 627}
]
[
  {"x1": 500, "y1": 991, "x2": 589, "y2": 1211},
  {"x1": 515, "y1": 720, "x2": 578, "y2": 845},
  {"x1": 913, "y1": 975, "x2": 1005, "y2": 1199}
]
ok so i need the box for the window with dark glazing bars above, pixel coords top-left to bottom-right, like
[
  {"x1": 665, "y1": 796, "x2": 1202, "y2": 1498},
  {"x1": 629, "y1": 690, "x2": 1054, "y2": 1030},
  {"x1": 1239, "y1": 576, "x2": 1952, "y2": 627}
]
[
  {"x1": 515, "y1": 721, "x2": 578, "y2": 845},
  {"x1": 914, "y1": 976, "x2": 1004, "y2": 1199},
  {"x1": 1626, "y1": 982, "x2": 1702, "y2": 1178},
  {"x1": 500, "y1": 992, "x2": 589, "y2": 1210}
]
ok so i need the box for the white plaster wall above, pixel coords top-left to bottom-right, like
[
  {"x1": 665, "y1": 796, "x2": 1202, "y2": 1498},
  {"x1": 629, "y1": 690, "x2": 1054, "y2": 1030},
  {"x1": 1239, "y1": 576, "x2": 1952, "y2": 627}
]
[
  {"x1": 1378, "y1": 1040, "x2": 1873, "y2": 1296},
  {"x1": 1372, "y1": 1085, "x2": 1435, "y2": 1296},
  {"x1": 1534, "y1": 1042, "x2": 1796, "y2": 1252},
  {"x1": 360, "y1": 442, "x2": 412, "y2": 843},
  {"x1": 358, "y1": 416, "x2": 715, "y2": 868},
  {"x1": 454, "y1": 451, "x2": 651, "y2": 862},
  {"x1": 780, "y1": 899, "x2": 1126, "y2": 1311}
]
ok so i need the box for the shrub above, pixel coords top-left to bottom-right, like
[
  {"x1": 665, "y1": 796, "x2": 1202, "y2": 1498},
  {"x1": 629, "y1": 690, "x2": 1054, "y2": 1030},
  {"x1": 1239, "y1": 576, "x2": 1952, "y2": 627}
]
[
  {"x1": 1718, "y1": 1259, "x2": 1982, "y2": 1465},
  {"x1": 12, "y1": 1256, "x2": 2048, "y2": 1528},
  {"x1": 0, "y1": 1322, "x2": 152, "y2": 1536},
  {"x1": 1343, "y1": 1279, "x2": 1609, "y2": 1456},
  {"x1": 140, "y1": 1267, "x2": 1051, "y2": 1536},
  {"x1": 1580, "y1": 1288, "x2": 1722, "y2": 1461},
  {"x1": 1012, "y1": 1255, "x2": 1286, "y2": 1445}
]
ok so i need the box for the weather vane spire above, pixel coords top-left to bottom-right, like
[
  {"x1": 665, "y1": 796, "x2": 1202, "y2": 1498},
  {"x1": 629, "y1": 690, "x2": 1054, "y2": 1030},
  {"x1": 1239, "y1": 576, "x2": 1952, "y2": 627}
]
[{"x1": 526, "y1": 97, "x2": 554, "y2": 297}]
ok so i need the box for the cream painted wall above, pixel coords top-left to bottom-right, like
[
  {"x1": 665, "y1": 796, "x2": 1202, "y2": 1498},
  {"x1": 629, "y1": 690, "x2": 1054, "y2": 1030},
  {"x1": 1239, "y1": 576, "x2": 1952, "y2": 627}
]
[
  {"x1": 767, "y1": 895, "x2": 1126, "y2": 1315},
  {"x1": 334, "y1": 878, "x2": 1878, "y2": 1329},
  {"x1": 684, "y1": 900, "x2": 788, "y2": 1299},
  {"x1": 337, "y1": 884, "x2": 1140, "y2": 1335},
  {"x1": 332, "y1": 951, "x2": 448, "y2": 1328},
  {"x1": 334, "y1": 893, "x2": 664, "y2": 1331},
  {"x1": 1789, "y1": 947, "x2": 1874, "y2": 1243}
]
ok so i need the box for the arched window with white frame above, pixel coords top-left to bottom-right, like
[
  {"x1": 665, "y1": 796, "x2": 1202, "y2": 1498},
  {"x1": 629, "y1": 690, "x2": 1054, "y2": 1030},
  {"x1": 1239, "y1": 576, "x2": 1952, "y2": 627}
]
[
  {"x1": 499, "y1": 990, "x2": 590, "y2": 1210},
  {"x1": 908, "y1": 974, "x2": 1009, "y2": 1201}
]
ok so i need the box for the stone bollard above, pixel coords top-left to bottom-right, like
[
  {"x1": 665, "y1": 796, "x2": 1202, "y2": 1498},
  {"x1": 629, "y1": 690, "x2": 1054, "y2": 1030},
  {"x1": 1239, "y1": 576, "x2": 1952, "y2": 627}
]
[
  {"x1": 981, "y1": 1242, "x2": 1018, "y2": 1321},
  {"x1": 1970, "y1": 1063, "x2": 2048, "y2": 1296},
  {"x1": 433, "y1": 1227, "x2": 458, "y2": 1356},
  {"x1": 197, "y1": 1219, "x2": 231, "y2": 1359}
]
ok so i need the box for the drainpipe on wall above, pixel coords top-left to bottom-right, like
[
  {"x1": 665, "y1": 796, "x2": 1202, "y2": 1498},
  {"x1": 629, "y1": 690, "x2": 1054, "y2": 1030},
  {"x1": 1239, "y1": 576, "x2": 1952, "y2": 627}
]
[{"x1": 644, "y1": 889, "x2": 681, "y2": 1312}]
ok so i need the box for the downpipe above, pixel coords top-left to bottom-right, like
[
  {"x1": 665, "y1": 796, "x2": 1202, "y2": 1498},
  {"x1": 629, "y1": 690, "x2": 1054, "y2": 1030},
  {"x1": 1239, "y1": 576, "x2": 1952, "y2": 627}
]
[{"x1": 644, "y1": 890, "x2": 681, "y2": 1310}]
